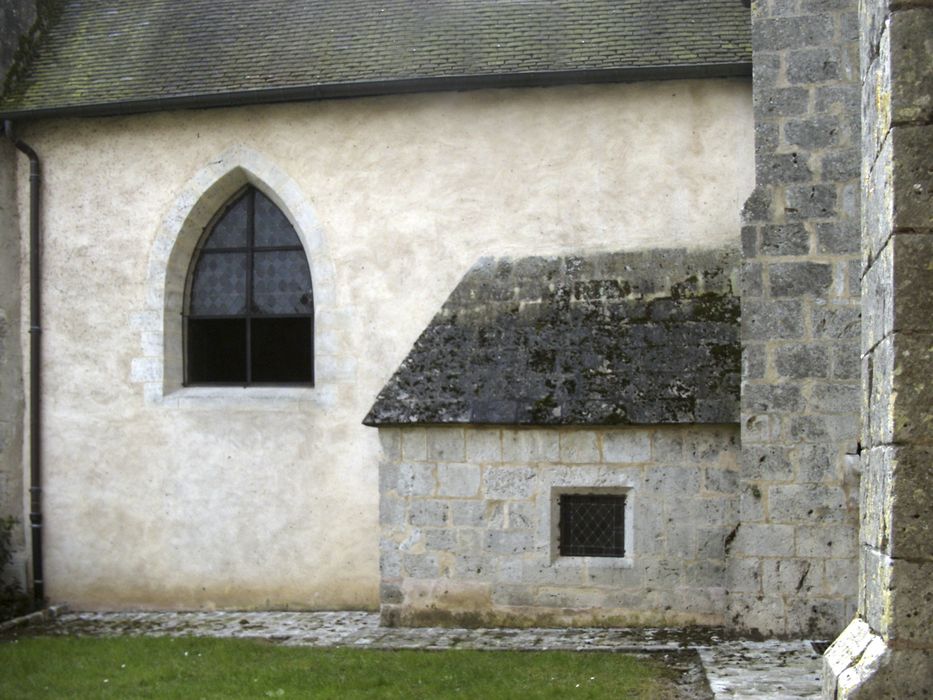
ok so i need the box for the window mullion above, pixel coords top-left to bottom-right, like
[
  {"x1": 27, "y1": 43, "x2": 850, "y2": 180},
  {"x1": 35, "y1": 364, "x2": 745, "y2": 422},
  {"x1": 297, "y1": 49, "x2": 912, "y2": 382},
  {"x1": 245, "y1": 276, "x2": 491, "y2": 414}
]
[{"x1": 245, "y1": 188, "x2": 255, "y2": 386}]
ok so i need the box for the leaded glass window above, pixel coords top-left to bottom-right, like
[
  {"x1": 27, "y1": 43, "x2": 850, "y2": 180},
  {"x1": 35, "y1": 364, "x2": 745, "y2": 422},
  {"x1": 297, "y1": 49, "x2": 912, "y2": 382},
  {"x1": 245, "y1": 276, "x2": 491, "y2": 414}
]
[{"x1": 185, "y1": 186, "x2": 314, "y2": 385}]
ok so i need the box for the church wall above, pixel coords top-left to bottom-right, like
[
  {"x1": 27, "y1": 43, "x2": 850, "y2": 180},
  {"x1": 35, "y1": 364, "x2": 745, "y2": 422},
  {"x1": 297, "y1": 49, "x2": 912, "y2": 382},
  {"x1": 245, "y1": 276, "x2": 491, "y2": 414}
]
[
  {"x1": 13, "y1": 79, "x2": 754, "y2": 610},
  {"x1": 378, "y1": 425, "x2": 740, "y2": 628},
  {"x1": 734, "y1": 0, "x2": 862, "y2": 636}
]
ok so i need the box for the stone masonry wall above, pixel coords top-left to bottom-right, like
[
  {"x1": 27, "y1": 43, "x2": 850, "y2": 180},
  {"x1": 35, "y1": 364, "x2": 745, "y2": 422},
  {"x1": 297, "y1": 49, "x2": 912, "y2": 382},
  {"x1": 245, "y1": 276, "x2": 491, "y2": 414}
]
[
  {"x1": 824, "y1": 1, "x2": 933, "y2": 696},
  {"x1": 377, "y1": 425, "x2": 740, "y2": 627},
  {"x1": 735, "y1": 0, "x2": 863, "y2": 636}
]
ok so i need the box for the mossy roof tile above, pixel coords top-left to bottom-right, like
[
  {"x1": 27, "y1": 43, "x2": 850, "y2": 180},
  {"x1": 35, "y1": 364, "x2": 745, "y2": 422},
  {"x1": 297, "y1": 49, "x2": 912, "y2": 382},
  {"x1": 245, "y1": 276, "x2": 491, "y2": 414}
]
[
  {"x1": 364, "y1": 249, "x2": 741, "y2": 427},
  {"x1": 1, "y1": 0, "x2": 750, "y2": 117}
]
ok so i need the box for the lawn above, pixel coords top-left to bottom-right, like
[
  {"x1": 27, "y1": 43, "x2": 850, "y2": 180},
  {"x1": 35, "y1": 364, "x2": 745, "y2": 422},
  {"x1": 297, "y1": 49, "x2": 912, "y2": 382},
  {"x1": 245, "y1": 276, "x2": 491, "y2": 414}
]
[{"x1": 0, "y1": 636, "x2": 685, "y2": 699}]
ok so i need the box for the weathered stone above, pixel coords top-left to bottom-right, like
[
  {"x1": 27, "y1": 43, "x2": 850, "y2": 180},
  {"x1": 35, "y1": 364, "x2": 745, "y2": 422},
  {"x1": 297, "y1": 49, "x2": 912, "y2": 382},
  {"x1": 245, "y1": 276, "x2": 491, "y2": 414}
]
[
  {"x1": 762, "y1": 558, "x2": 820, "y2": 596},
  {"x1": 484, "y1": 530, "x2": 536, "y2": 556},
  {"x1": 365, "y1": 250, "x2": 741, "y2": 428},
  {"x1": 893, "y1": 234, "x2": 933, "y2": 335},
  {"x1": 731, "y1": 524, "x2": 795, "y2": 557},
  {"x1": 435, "y1": 463, "x2": 481, "y2": 498},
  {"x1": 797, "y1": 523, "x2": 857, "y2": 559},
  {"x1": 753, "y1": 16, "x2": 835, "y2": 51},
  {"x1": 743, "y1": 187, "x2": 773, "y2": 223},
  {"x1": 741, "y1": 299, "x2": 805, "y2": 339},
  {"x1": 786, "y1": 47, "x2": 842, "y2": 84},
  {"x1": 742, "y1": 261, "x2": 764, "y2": 297},
  {"x1": 785, "y1": 115, "x2": 845, "y2": 150},
  {"x1": 891, "y1": 331, "x2": 933, "y2": 443},
  {"x1": 785, "y1": 185, "x2": 837, "y2": 221},
  {"x1": 502, "y1": 430, "x2": 559, "y2": 463},
  {"x1": 816, "y1": 221, "x2": 859, "y2": 255},
  {"x1": 821, "y1": 148, "x2": 861, "y2": 182},
  {"x1": 483, "y1": 466, "x2": 536, "y2": 499},
  {"x1": 796, "y1": 443, "x2": 839, "y2": 484},
  {"x1": 757, "y1": 154, "x2": 812, "y2": 186},
  {"x1": 602, "y1": 430, "x2": 651, "y2": 463},
  {"x1": 408, "y1": 500, "x2": 449, "y2": 528},
  {"x1": 465, "y1": 429, "x2": 502, "y2": 463},
  {"x1": 651, "y1": 429, "x2": 684, "y2": 462},
  {"x1": 401, "y1": 429, "x2": 428, "y2": 461},
  {"x1": 726, "y1": 594, "x2": 786, "y2": 637},
  {"x1": 742, "y1": 384, "x2": 803, "y2": 413},
  {"x1": 885, "y1": 445, "x2": 933, "y2": 560},
  {"x1": 774, "y1": 344, "x2": 831, "y2": 379},
  {"x1": 769, "y1": 485, "x2": 848, "y2": 523},
  {"x1": 831, "y1": 342, "x2": 860, "y2": 380},
  {"x1": 760, "y1": 224, "x2": 810, "y2": 255},
  {"x1": 769, "y1": 261, "x2": 833, "y2": 297},
  {"x1": 450, "y1": 500, "x2": 503, "y2": 529},
  {"x1": 887, "y1": 9, "x2": 933, "y2": 127},
  {"x1": 426, "y1": 428, "x2": 465, "y2": 461},
  {"x1": 742, "y1": 344, "x2": 767, "y2": 381},
  {"x1": 558, "y1": 430, "x2": 600, "y2": 463},
  {"x1": 785, "y1": 598, "x2": 847, "y2": 638},
  {"x1": 397, "y1": 462, "x2": 436, "y2": 497}
]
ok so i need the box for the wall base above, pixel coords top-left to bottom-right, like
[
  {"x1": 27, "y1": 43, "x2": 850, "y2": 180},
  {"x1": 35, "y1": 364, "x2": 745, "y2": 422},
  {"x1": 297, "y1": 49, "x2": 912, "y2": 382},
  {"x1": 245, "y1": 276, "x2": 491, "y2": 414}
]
[{"x1": 823, "y1": 619, "x2": 933, "y2": 699}]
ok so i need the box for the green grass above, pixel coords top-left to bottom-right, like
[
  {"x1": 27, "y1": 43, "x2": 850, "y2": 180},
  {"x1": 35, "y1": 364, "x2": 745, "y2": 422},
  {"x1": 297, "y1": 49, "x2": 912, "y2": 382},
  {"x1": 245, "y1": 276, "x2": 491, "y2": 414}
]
[{"x1": 0, "y1": 636, "x2": 681, "y2": 699}]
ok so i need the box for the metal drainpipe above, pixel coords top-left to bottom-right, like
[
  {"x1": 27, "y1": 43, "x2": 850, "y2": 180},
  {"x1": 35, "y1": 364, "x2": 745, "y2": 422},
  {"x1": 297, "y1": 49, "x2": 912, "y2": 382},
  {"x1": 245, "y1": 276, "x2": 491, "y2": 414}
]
[{"x1": 3, "y1": 120, "x2": 44, "y2": 607}]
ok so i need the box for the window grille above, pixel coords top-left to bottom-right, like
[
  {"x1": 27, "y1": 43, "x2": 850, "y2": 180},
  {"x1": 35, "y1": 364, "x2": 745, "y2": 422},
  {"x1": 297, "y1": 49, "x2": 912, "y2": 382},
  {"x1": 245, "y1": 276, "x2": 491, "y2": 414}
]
[
  {"x1": 558, "y1": 493, "x2": 626, "y2": 557},
  {"x1": 184, "y1": 186, "x2": 314, "y2": 385}
]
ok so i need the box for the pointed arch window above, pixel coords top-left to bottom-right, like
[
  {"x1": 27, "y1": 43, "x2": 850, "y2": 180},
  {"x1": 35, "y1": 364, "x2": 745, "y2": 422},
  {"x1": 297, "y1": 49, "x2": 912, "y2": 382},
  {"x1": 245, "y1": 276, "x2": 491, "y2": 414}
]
[{"x1": 185, "y1": 186, "x2": 314, "y2": 385}]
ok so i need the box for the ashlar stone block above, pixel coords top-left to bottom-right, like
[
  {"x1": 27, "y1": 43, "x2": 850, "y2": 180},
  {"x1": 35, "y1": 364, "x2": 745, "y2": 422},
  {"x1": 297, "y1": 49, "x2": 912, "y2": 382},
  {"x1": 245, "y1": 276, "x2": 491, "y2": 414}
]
[
  {"x1": 602, "y1": 430, "x2": 651, "y2": 463},
  {"x1": 502, "y1": 430, "x2": 559, "y2": 463},
  {"x1": 426, "y1": 428, "x2": 465, "y2": 461},
  {"x1": 436, "y1": 463, "x2": 481, "y2": 498},
  {"x1": 483, "y1": 466, "x2": 536, "y2": 499},
  {"x1": 558, "y1": 430, "x2": 600, "y2": 463},
  {"x1": 731, "y1": 523, "x2": 796, "y2": 557},
  {"x1": 465, "y1": 429, "x2": 502, "y2": 463}
]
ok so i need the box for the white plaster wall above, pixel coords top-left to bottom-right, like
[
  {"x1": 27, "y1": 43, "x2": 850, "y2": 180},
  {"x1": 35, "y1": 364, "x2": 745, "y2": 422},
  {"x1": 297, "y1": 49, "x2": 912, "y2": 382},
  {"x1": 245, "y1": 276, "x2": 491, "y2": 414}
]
[{"x1": 17, "y1": 79, "x2": 753, "y2": 610}]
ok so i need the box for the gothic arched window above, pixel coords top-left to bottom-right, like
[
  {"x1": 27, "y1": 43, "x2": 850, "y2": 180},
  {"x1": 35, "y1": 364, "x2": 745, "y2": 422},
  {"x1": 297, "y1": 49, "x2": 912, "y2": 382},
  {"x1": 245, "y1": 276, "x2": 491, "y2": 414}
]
[{"x1": 185, "y1": 186, "x2": 314, "y2": 385}]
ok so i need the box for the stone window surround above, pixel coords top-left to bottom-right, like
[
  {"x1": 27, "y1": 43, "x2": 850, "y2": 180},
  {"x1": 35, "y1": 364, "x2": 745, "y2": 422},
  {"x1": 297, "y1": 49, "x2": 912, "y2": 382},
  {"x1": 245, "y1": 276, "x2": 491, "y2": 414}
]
[
  {"x1": 549, "y1": 486, "x2": 634, "y2": 566},
  {"x1": 130, "y1": 146, "x2": 352, "y2": 408}
]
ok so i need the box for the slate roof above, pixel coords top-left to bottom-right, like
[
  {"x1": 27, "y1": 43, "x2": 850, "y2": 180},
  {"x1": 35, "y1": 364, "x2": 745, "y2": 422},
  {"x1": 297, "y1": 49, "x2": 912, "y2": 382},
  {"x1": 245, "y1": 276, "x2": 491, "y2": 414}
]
[
  {"x1": 1, "y1": 0, "x2": 750, "y2": 118},
  {"x1": 364, "y1": 248, "x2": 741, "y2": 427}
]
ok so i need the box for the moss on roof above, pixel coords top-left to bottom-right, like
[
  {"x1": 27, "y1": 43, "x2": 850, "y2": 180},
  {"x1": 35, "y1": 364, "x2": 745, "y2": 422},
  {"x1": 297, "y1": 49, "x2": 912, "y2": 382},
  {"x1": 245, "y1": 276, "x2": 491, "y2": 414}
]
[
  {"x1": 1, "y1": 0, "x2": 750, "y2": 117},
  {"x1": 364, "y1": 248, "x2": 741, "y2": 427}
]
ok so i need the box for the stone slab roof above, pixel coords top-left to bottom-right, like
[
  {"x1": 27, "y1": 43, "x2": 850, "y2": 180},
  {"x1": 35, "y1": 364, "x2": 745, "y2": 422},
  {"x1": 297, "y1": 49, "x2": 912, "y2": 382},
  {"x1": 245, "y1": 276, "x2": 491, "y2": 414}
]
[
  {"x1": 365, "y1": 248, "x2": 740, "y2": 427},
  {"x1": 1, "y1": 0, "x2": 750, "y2": 118}
]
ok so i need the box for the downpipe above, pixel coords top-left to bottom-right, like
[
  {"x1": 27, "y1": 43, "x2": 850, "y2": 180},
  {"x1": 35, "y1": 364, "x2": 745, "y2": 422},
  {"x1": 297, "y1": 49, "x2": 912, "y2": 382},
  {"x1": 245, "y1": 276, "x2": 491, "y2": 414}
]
[{"x1": 3, "y1": 119, "x2": 44, "y2": 607}]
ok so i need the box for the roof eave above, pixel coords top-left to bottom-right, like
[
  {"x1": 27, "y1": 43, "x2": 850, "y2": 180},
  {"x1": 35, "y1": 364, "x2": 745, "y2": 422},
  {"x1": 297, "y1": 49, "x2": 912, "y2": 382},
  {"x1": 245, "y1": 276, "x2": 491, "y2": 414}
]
[{"x1": 0, "y1": 62, "x2": 751, "y2": 121}]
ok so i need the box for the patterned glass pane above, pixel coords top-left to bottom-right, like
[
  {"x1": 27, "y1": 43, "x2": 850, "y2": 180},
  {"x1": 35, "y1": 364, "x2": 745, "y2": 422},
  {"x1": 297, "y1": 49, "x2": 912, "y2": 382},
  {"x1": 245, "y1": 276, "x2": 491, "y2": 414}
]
[
  {"x1": 559, "y1": 494, "x2": 626, "y2": 557},
  {"x1": 204, "y1": 194, "x2": 248, "y2": 249},
  {"x1": 254, "y1": 190, "x2": 300, "y2": 247},
  {"x1": 190, "y1": 252, "x2": 248, "y2": 315},
  {"x1": 253, "y1": 251, "x2": 313, "y2": 315}
]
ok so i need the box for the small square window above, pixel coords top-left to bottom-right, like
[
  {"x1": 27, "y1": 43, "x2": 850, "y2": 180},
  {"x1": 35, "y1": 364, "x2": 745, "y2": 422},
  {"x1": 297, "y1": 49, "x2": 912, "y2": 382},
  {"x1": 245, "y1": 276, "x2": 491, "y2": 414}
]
[{"x1": 558, "y1": 493, "x2": 626, "y2": 557}]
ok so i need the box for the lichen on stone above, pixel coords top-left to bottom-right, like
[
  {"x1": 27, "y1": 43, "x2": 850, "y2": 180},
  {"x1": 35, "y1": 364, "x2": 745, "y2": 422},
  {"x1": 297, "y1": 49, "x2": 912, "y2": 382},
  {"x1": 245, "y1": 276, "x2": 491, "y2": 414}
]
[{"x1": 364, "y1": 248, "x2": 741, "y2": 427}]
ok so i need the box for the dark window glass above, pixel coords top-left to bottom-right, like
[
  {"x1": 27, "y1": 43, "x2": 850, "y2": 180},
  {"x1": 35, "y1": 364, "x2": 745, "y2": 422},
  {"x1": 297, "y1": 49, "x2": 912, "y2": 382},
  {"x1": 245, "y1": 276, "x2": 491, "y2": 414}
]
[
  {"x1": 185, "y1": 187, "x2": 314, "y2": 385},
  {"x1": 187, "y1": 319, "x2": 247, "y2": 383},
  {"x1": 558, "y1": 493, "x2": 626, "y2": 557},
  {"x1": 251, "y1": 318, "x2": 313, "y2": 382}
]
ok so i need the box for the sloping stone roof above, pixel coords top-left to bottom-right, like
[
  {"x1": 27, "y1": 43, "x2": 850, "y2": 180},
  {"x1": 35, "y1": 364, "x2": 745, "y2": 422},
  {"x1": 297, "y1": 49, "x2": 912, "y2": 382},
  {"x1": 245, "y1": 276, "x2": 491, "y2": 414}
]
[
  {"x1": 365, "y1": 248, "x2": 740, "y2": 427},
  {"x1": 1, "y1": 0, "x2": 750, "y2": 118}
]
